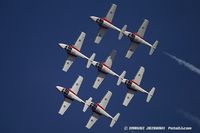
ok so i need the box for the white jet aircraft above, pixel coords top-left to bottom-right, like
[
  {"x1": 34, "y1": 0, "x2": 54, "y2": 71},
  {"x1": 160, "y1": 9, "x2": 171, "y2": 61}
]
[
  {"x1": 83, "y1": 91, "x2": 120, "y2": 129},
  {"x1": 117, "y1": 66, "x2": 155, "y2": 106},
  {"x1": 86, "y1": 50, "x2": 121, "y2": 89},
  {"x1": 56, "y1": 76, "x2": 84, "y2": 115},
  {"x1": 119, "y1": 19, "x2": 159, "y2": 59},
  {"x1": 90, "y1": 4, "x2": 122, "y2": 44},
  {"x1": 59, "y1": 32, "x2": 89, "y2": 72}
]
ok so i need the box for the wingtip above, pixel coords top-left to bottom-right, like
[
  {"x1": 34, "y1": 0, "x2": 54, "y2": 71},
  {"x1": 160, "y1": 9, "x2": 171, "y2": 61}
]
[
  {"x1": 78, "y1": 75, "x2": 84, "y2": 80},
  {"x1": 112, "y1": 3, "x2": 117, "y2": 7}
]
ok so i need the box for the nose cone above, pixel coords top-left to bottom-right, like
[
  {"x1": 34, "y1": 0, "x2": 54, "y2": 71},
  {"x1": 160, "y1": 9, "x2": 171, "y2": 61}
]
[
  {"x1": 56, "y1": 86, "x2": 64, "y2": 92},
  {"x1": 59, "y1": 43, "x2": 67, "y2": 49},
  {"x1": 90, "y1": 16, "x2": 98, "y2": 21}
]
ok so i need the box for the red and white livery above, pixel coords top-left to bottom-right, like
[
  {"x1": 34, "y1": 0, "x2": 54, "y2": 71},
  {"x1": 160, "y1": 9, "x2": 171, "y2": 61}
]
[
  {"x1": 117, "y1": 66, "x2": 156, "y2": 106},
  {"x1": 59, "y1": 32, "x2": 90, "y2": 72},
  {"x1": 83, "y1": 91, "x2": 120, "y2": 129},
  {"x1": 56, "y1": 76, "x2": 84, "y2": 115},
  {"x1": 119, "y1": 19, "x2": 159, "y2": 58},
  {"x1": 86, "y1": 50, "x2": 124, "y2": 89},
  {"x1": 90, "y1": 4, "x2": 122, "y2": 44}
]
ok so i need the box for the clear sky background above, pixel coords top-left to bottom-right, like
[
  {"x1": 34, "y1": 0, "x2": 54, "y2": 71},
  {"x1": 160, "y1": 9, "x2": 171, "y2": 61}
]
[{"x1": 1, "y1": 0, "x2": 200, "y2": 133}]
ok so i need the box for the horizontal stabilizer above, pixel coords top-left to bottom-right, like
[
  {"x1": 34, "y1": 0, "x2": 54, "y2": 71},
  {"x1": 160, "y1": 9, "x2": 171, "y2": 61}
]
[
  {"x1": 110, "y1": 113, "x2": 120, "y2": 127},
  {"x1": 117, "y1": 71, "x2": 126, "y2": 86},
  {"x1": 83, "y1": 97, "x2": 93, "y2": 112},
  {"x1": 149, "y1": 40, "x2": 159, "y2": 55},
  {"x1": 118, "y1": 25, "x2": 127, "y2": 40},
  {"x1": 146, "y1": 87, "x2": 155, "y2": 102},
  {"x1": 87, "y1": 53, "x2": 96, "y2": 68}
]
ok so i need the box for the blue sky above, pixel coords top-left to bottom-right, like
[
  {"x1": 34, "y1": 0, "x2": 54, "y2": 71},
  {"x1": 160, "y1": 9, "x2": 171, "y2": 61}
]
[{"x1": 1, "y1": 0, "x2": 200, "y2": 132}]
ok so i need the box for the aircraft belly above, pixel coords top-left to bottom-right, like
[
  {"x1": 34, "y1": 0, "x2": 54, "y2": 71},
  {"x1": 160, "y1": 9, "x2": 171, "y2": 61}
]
[
  {"x1": 98, "y1": 68, "x2": 108, "y2": 74},
  {"x1": 130, "y1": 84, "x2": 142, "y2": 92},
  {"x1": 75, "y1": 51, "x2": 87, "y2": 59},
  {"x1": 67, "y1": 52, "x2": 77, "y2": 57},
  {"x1": 93, "y1": 109, "x2": 102, "y2": 116},
  {"x1": 64, "y1": 95, "x2": 74, "y2": 101},
  {"x1": 68, "y1": 93, "x2": 79, "y2": 101},
  {"x1": 101, "y1": 66, "x2": 111, "y2": 74},
  {"x1": 95, "y1": 107, "x2": 107, "y2": 116}
]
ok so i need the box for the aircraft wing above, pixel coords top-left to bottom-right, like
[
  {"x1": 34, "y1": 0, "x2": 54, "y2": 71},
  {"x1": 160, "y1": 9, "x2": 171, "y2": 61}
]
[
  {"x1": 94, "y1": 27, "x2": 107, "y2": 44},
  {"x1": 93, "y1": 72, "x2": 106, "y2": 89},
  {"x1": 133, "y1": 66, "x2": 145, "y2": 85},
  {"x1": 137, "y1": 19, "x2": 149, "y2": 38},
  {"x1": 86, "y1": 112, "x2": 100, "y2": 129},
  {"x1": 71, "y1": 76, "x2": 83, "y2": 94},
  {"x1": 105, "y1": 4, "x2": 117, "y2": 22},
  {"x1": 74, "y1": 32, "x2": 86, "y2": 51},
  {"x1": 104, "y1": 49, "x2": 117, "y2": 68},
  {"x1": 125, "y1": 42, "x2": 139, "y2": 59},
  {"x1": 123, "y1": 89, "x2": 135, "y2": 106},
  {"x1": 62, "y1": 55, "x2": 76, "y2": 72},
  {"x1": 99, "y1": 91, "x2": 112, "y2": 109},
  {"x1": 58, "y1": 98, "x2": 72, "y2": 115}
]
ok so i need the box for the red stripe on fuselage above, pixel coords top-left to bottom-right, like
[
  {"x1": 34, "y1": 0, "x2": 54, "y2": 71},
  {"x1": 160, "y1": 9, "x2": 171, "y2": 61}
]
[
  {"x1": 102, "y1": 63, "x2": 110, "y2": 69},
  {"x1": 68, "y1": 89, "x2": 77, "y2": 96},
  {"x1": 70, "y1": 45, "x2": 80, "y2": 52},
  {"x1": 96, "y1": 103, "x2": 105, "y2": 110},
  {"x1": 102, "y1": 18, "x2": 112, "y2": 24},
  {"x1": 131, "y1": 80, "x2": 139, "y2": 86},
  {"x1": 133, "y1": 32, "x2": 143, "y2": 39}
]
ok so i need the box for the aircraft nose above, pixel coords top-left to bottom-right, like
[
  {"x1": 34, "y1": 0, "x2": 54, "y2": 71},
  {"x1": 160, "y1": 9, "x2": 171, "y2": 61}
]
[
  {"x1": 58, "y1": 43, "x2": 67, "y2": 49},
  {"x1": 90, "y1": 16, "x2": 97, "y2": 21},
  {"x1": 56, "y1": 86, "x2": 64, "y2": 92}
]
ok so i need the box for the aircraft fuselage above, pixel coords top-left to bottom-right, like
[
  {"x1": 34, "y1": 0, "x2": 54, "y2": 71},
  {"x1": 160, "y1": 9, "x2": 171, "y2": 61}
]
[
  {"x1": 90, "y1": 16, "x2": 119, "y2": 31},
  {"x1": 90, "y1": 102, "x2": 112, "y2": 119},
  {"x1": 62, "y1": 88, "x2": 84, "y2": 103},
  {"x1": 95, "y1": 62, "x2": 117, "y2": 76},
  {"x1": 125, "y1": 79, "x2": 147, "y2": 93},
  {"x1": 64, "y1": 45, "x2": 88, "y2": 59},
  {"x1": 124, "y1": 31, "x2": 152, "y2": 47}
]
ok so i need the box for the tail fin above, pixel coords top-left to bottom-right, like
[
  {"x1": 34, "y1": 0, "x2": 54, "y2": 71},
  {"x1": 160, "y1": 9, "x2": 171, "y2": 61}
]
[
  {"x1": 118, "y1": 25, "x2": 127, "y2": 40},
  {"x1": 110, "y1": 113, "x2": 120, "y2": 127},
  {"x1": 117, "y1": 71, "x2": 126, "y2": 86},
  {"x1": 86, "y1": 53, "x2": 96, "y2": 68},
  {"x1": 146, "y1": 87, "x2": 155, "y2": 102},
  {"x1": 149, "y1": 40, "x2": 159, "y2": 55},
  {"x1": 83, "y1": 97, "x2": 92, "y2": 112}
]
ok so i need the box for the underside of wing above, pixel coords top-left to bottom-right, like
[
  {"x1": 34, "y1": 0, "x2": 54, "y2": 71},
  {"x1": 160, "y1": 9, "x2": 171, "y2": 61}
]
[
  {"x1": 123, "y1": 89, "x2": 135, "y2": 106},
  {"x1": 104, "y1": 49, "x2": 117, "y2": 68},
  {"x1": 105, "y1": 4, "x2": 117, "y2": 22},
  {"x1": 62, "y1": 55, "x2": 76, "y2": 72},
  {"x1": 71, "y1": 76, "x2": 83, "y2": 94},
  {"x1": 58, "y1": 98, "x2": 72, "y2": 115},
  {"x1": 125, "y1": 42, "x2": 139, "y2": 59},
  {"x1": 86, "y1": 112, "x2": 100, "y2": 129},
  {"x1": 93, "y1": 72, "x2": 106, "y2": 89},
  {"x1": 94, "y1": 27, "x2": 107, "y2": 44},
  {"x1": 99, "y1": 91, "x2": 112, "y2": 109},
  {"x1": 137, "y1": 19, "x2": 149, "y2": 38},
  {"x1": 133, "y1": 66, "x2": 145, "y2": 85},
  {"x1": 74, "y1": 32, "x2": 86, "y2": 51}
]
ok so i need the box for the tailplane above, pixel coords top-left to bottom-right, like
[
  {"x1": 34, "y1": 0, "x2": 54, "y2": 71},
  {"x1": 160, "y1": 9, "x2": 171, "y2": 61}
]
[
  {"x1": 118, "y1": 25, "x2": 127, "y2": 40},
  {"x1": 117, "y1": 71, "x2": 126, "y2": 86},
  {"x1": 146, "y1": 87, "x2": 155, "y2": 102},
  {"x1": 110, "y1": 113, "x2": 120, "y2": 127},
  {"x1": 83, "y1": 97, "x2": 93, "y2": 112},
  {"x1": 149, "y1": 40, "x2": 159, "y2": 55},
  {"x1": 86, "y1": 53, "x2": 96, "y2": 68}
]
